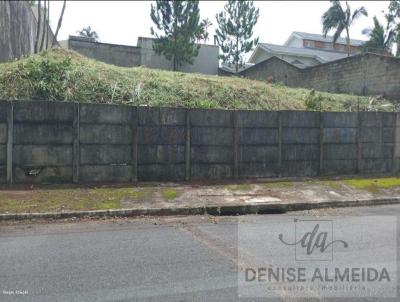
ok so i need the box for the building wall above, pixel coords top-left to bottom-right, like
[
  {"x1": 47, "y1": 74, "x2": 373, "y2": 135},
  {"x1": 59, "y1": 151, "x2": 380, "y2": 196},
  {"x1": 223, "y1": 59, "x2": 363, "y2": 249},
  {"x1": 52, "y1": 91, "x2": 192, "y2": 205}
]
[
  {"x1": 285, "y1": 36, "x2": 303, "y2": 48},
  {"x1": 137, "y1": 37, "x2": 219, "y2": 74},
  {"x1": 65, "y1": 36, "x2": 219, "y2": 74},
  {"x1": 66, "y1": 37, "x2": 142, "y2": 67},
  {"x1": 1, "y1": 101, "x2": 398, "y2": 184},
  {"x1": 286, "y1": 36, "x2": 359, "y2": 53},
  {"x1": 301, "y1": 53, "x2": 400, "y2": 98},
  {"x1": 239, "y1": 53, "x2": 400, "y2": 100},
  {"x1": 239, "y1": 57, "x2": 303, "y2": 85},
  {"x1": 303, "y1": 39, "x2": 358, "y2": 54}
]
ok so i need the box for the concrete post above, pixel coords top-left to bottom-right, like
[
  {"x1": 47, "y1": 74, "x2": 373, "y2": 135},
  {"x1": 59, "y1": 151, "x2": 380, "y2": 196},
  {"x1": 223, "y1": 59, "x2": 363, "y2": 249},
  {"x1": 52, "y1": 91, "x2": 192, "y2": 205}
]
[
  {"x1": 319, "y1": 112, "x2": 324, "y2": 175},
  {"x1": 278, "y1": 111, "x2": 282, "y2": 177},
  {"x1": 356, "y1": 111, "x2": 362, "y2": 174},
  {"x1": 379, "y1": 113, "x2": 384, "y2": 172},
  {"x1": 185, "y1": 109, "x2": 191, "y2": 181},
  {"x1": 233, "y1": 111, "x2": 239, "y2": 179},
  {"x1": 6, "y1": 101, "x2": 13, "y2": 184},
  {"x1": 132, "y1": 106, "x2": 138, "y2": 183},
  {"x1": 72, "y1": 103, "x2": 80, "y2": 183},
  {"x1": 393, "y1": 112, "x2": 399, "y2": 173}
]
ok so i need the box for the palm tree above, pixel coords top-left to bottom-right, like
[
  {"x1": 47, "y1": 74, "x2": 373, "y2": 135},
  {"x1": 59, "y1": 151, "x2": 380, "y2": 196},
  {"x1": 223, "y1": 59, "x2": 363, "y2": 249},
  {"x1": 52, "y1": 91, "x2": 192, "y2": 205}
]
[
  {"x1": 77, "y1": 26, "x2": 99, "y2": 41},
  {"x1": 362, "y1": 16, "x2": 395, "y2": 55},
  {"x1": 322, "y1": 0, "x2": 368, "y2": 56},
  {"x1": 200, "y1": 18, "x2": 213, "y2": 43}
]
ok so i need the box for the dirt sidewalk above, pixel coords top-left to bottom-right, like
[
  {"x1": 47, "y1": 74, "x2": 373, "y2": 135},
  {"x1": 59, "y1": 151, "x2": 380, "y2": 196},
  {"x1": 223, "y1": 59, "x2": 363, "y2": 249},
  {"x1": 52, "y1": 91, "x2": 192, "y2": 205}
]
[{"x1": 1, "y1": 177, "x2": 400, "y2": 219}]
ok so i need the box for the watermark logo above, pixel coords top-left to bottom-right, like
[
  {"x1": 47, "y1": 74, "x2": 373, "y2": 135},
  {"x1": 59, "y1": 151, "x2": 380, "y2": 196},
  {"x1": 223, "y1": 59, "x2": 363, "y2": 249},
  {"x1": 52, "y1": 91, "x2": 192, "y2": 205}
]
[
  {"x1": 278, "y1": 219, "x2": 348, "y2": 261},
  {"x1": 238, "y1": 216, "x2": 397, "y2": 298}
]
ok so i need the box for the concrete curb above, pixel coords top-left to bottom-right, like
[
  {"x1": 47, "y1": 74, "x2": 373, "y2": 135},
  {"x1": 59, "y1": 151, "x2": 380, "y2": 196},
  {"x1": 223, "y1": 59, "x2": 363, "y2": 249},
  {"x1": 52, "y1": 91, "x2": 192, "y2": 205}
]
[{"x1": 1, "y1": 197, "x2": 400, "y2": 221}]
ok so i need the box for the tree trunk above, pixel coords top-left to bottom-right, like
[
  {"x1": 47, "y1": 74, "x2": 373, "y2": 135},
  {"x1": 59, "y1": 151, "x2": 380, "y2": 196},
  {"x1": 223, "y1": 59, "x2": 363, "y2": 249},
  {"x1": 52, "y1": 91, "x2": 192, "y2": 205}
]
[
  {"x1": 52, "y1": 0, "x2": 66, "y2": 46},
  {"x1": 235, "y1": 34, "x2": 239, "y2": 73},
  {"x1": 34, "y1": 0, "x2": 41, "y2": 53},
  {"x1": 45, "y1": 0, "x2": 49, "y2": 50},
  {"x1": 346, "y1": 27, "x2": 350, "y2": 56},
  {"x1": 39, "y1": 0, "x2": 46, "y2": 51},
  {"x1": 396, "y1": 34, "x2": 400, "y2": 57}
]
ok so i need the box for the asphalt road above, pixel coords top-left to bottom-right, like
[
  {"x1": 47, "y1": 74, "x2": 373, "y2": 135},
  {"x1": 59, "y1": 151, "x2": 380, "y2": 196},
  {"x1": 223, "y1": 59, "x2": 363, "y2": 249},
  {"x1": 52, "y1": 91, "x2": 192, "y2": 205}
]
[{"x1": 1, "y1": 205, "x2": 399, "y2": 302}]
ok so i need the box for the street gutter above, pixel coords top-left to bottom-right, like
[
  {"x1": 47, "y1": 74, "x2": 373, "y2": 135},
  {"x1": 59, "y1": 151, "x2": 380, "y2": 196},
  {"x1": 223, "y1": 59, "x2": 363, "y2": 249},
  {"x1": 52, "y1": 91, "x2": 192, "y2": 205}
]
[{"x1": 1, "y1": 197, "x2": 400, "y2": 221}]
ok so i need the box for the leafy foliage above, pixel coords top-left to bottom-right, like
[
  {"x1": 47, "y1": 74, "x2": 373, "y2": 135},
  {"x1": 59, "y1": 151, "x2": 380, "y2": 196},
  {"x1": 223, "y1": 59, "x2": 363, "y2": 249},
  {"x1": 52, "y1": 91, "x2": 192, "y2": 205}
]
[
  {"x1": 304, "y1": 90, "x2": 323, "y2": 111},
  {"x1": 199, "y1": 18, "x2": 213, "y2": 43},
  {"x1": 77, "y1": 26, "x2": 99, "y2": 41},
  {"x1": 150, "y1": 0, "x2": 204, "y2": 71},
  {"x1": 4, "y1": 54, "x2": 72, "y2": 100},
  {"x1": 322, "y1": 1, "x2": 367, "y2": 55},
  {"x1": 215, "y1": 0, "x2": 259, "y2": 72},
  {"x1": 362, "y1": 16, "x2": 395, "y2": 54}
]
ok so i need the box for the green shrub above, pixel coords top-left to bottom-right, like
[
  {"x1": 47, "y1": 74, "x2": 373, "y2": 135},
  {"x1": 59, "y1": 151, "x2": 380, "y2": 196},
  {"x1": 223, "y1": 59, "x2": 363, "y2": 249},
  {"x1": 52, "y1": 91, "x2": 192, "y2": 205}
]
[
  {"x1": 17, "y1": 56, "x2": 72, "y2": 100},
  {"x1": 304, "y1": 89, "x2": 323, "y2": 111}
]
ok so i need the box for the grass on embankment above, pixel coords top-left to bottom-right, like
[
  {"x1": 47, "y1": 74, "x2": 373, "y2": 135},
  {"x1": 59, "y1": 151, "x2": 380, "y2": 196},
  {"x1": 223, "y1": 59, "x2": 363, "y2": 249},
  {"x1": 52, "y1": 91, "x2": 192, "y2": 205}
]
[{"x1": 0, "y1": 48, "x2": 391, "y2": 111}]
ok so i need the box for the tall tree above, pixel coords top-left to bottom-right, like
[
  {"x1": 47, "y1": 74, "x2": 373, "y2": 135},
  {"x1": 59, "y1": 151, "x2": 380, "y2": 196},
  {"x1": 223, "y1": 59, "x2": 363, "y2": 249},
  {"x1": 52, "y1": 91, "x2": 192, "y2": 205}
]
[
  {"x1": 362, "y1": 16, "x2": 395, "y2": 54},
  {"x1": 52, "y1": 0, "x2": 67, "y2": 47},
  {"x1": 77, "y1": 26, "x2": 99, "y2": 41},
  {"x1": 150, "y1": 0, "x2": 204, "y2": 71},
  {"x1": 215, "y1": 0, "x2": 259, "y2": 73},
  {"x1": 322, "y1": 0, "x2": 368, "y2": 56}
]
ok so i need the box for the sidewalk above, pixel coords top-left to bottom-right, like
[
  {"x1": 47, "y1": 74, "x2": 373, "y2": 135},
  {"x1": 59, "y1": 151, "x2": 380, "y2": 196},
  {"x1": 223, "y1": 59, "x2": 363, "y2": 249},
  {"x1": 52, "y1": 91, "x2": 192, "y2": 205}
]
[{"x1": 1, "y1": 177, "x2": 400, "y2": 220}]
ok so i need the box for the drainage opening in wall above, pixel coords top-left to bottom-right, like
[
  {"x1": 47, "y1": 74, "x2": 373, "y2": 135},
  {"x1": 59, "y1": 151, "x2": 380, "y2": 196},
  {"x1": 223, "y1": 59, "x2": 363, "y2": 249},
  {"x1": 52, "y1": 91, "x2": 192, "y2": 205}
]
[{"x1": 23, "y1": 167, "x2": 43, "y2": 177}]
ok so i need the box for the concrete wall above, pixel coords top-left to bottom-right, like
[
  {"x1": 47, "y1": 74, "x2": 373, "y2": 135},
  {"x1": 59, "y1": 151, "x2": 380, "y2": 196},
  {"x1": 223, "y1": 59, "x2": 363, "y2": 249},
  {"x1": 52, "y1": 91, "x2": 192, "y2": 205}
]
[
  {"x1": 239, "y1": 57, "x2": 303, "y2": 85},
  {"x1": 1, "y1": 101, "x2": 399, "y2": 184},
  {"x1": 138, "y1": 37, "x2": 220, "y2": 74},
  {"x1": 137, "y1": 107, "x2": 186, "y2": 181},
  {"x1": 64, "y1": 36, "x2": 219, "y2": 74},
  {"x1": 66, "y1": 36, "x2": 142, "y2": 67},
  {"x1": 239, "y1": 53, "x2": 400, "y2": 100},
  {"x1": 0, "y1": 102, "x2": 7, "y2": 183},
  {"x1": 300, "y1": 53, "x2": 400, "y2": 99}
]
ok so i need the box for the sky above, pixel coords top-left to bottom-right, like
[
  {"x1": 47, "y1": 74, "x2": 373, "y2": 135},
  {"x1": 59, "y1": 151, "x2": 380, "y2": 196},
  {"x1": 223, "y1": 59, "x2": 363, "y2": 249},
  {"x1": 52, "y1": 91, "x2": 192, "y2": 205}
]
[{"x1": 48, "y1": 1, "x2": 390, "y2": 47}]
